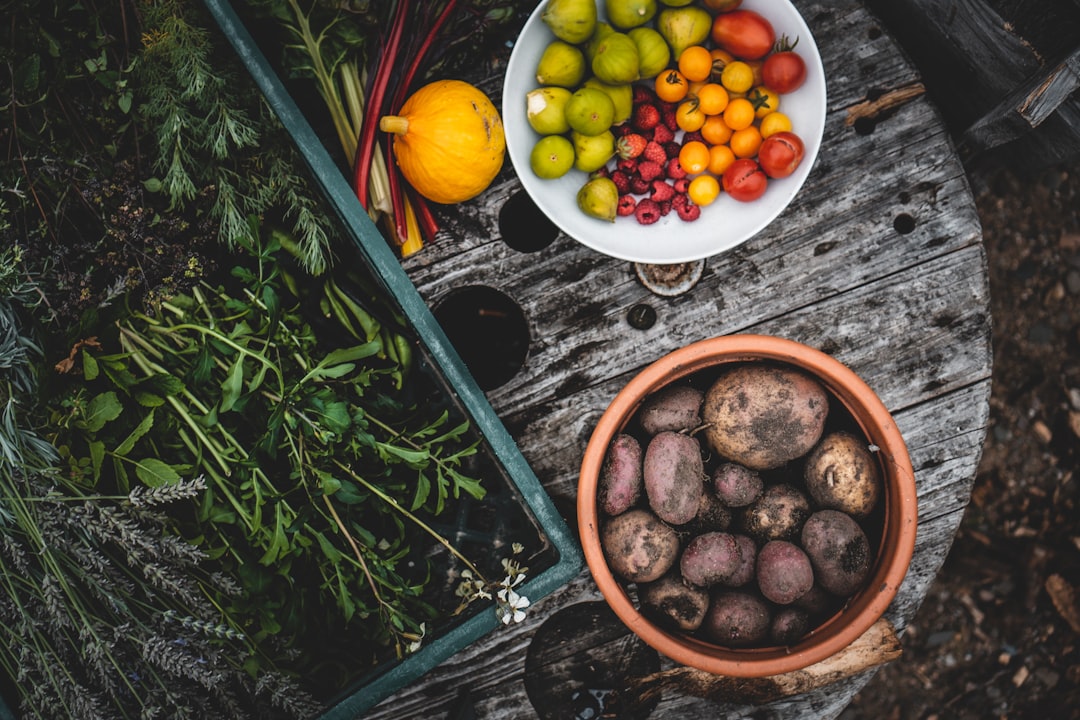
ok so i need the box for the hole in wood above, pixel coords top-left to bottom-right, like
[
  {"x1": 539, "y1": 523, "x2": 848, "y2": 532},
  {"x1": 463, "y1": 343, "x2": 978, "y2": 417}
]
[
  {"x1": 893, "y1": 213, "x2": 916, "y2": 234},
  {"x1": 499, "y1": 190, "x2": 561, "y2": 253},
  {"x1": 433, "y1": 285, "x2": 530, "y2": 390},
  {"x1": 853, "y1": 116, "x2": 877, "y2": 135}
]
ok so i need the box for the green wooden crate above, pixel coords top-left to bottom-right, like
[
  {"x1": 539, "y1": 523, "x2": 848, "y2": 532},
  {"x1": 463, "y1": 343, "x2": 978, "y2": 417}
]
[{"x1": 195, "y1": 1, "x2": 583, "y2": 717}]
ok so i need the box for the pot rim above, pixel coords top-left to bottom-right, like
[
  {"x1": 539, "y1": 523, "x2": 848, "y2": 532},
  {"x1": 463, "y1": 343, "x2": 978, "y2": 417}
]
[{"x1": 577, "y1": 334, "x2": 918, "y2": 677}]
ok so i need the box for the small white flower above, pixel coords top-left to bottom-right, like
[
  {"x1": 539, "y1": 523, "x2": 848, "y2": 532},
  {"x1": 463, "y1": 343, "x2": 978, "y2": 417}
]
[
  {"x1": 496, "y1": 587, "x2": 530, "y2": 625},
  {"x1": 512, "y1": 542, "x2": 524, "y2": 555},
  {"x1": 405, "y1": 623, "x2": 427, "y2": 654}
]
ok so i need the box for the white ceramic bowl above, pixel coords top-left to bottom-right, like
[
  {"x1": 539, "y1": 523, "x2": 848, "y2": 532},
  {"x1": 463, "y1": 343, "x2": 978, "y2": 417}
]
[{"x1": 503, "y1": 0, "x2": 827, "y2": 264}]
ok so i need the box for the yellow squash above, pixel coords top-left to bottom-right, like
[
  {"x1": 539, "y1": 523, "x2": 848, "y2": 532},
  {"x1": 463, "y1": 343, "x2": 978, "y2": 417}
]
[{"x1": 379, "y1": 80, "x2": 506, "y2": 205}]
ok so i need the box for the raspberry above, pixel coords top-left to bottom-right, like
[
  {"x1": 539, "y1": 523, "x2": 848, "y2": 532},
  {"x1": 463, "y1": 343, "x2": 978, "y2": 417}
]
[
  {"x1": 610, "y1": 170, "x2": 632, "y2": 195},
  {"x1": 675, "y1": 198, "x2": 702, "y2": 221},
  {"x1": 660, "y1": 103, "x2": 679, "y2": 131},
  {"x1": 637, "y1": 160, "x2": 663, "y2": 182},
  {"x1": 617, "y1": 133, "x2": 648, "y2": 160},
  {"x1": 683, "y1": 130, "x2": 705, "y2": 145},
  {"x1": 659, "y1": 199, "x2": 672, "y2": 216},
  {"x1": 643, "y1": 140, "x2": 667, "y2": 165},
  {"x1": 650, "y1": 180, "x2": 675, "y2": 203},
  {"x1": 665, "y1": 158, "x2": 687, "y2": 180},
  {"x1": 634, "y1": 198, "x2": 662, "y2": 225},
  {"x1": 663, "y1": 141, "x2": 682, "y2": 159},
  {"x1": 652, "y1": 124, "x2": 675, "y2": 145},
  {"x1": 632, "y1": 85, "x2": 658, "y2": 105},
  {"x1": 617, "y1": 194, "x2": 637, "y2": 216},
  {"x1": 673, "y1": 178, "x2": 691, "y2": 194},
  {"x1": 629, "y1": 174, "x2": 651, "y2": 195},
  {"x1": 613, "y1": 123, "x2": 635, "y2": 138},
  {"x1": 616, "y1": 157, "x2": 638, "y2": 175},
  {"x1": 632, "y1": 104, "x2": 661, "y2": 132}
]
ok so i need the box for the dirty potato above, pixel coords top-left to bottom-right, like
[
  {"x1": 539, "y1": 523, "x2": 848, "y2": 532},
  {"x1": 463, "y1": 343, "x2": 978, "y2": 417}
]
[
  {"x1": 598, "y1": 433, "x2": 644, "y2": 516},
  {"x1": 702, "y1": 591, "x2": 771, "y2": 647},
  {"x1": 637, "y1": 384, "x2": 705, "y2": 435},
  {"x1": 800, "y1": 510, "x2": 873, "y2": 597},
  {"x1": 742, "y1": 483, "x2": 812, "y2": 543},
  {"x1": 680, "y1": 532, "x2": 743, "y2": 587},
  {"x1": 639, "y1": 574, "x2": 711, "y2": 632},
  {"x1": 755, "y1": 540, "x2": 815, "y2": 605},
  {"x1": 803, "y1": 431, "x2": 882, "y2": 519},
  {"x1": 702, "y1": 364, "x2": 830, "y2": 470},
  {"x1": 601, "y1": 509, "x2": 681, "y2": 583},
  {"x1": 643, "y1": 431, "x2": 705, "y2": 525},
  {"x1": 712, "y1": 462, "x2": 764, "y2": 508}
]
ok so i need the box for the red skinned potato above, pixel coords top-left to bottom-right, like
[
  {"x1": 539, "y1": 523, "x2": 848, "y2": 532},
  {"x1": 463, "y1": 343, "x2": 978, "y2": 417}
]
[
  {"x1": 701, "y1": 364, "x2": 829, "y2": 470},
  {"x1": 770, "y1": 606, "x2": 810, "y2": 645},
  {"x1": 801, "y1": 510, "x2": 873, "y2": 597},
  {"x1": 687, "y1": 488, "x2": 733, "y2": 535},
  {"x1": 742, "y1": 483, "x2": 811, "y2": 544},
  {"x1": 680, "y1": 532, "x2": 742, "y2": 587},
  {"x1": 643, "y1": 431, "x2": 704, "y2": 525},
  {"x1": 803, "y1": 431, "x2": 882, "y2": 519},
  {"x1": 637, "y1": 384, "x2": 704, "y2": 435},
  {"x1": 712, "y1": 462, "x2": 763, "y2": 507},
  {"x1": 601, "y1": 509, "x2": 680, "y2": 583},
  {"x1": 723, "y1": 534, "x2": 758, "y2": 588},
  {"x1": 639, "y1": 574, "x2": 711, "y2": 632},
  {"x1": 703, "y1": 591, "x2": 771, "y2": 647},
  {"x1": 756, "y1": 540, "x2": 814, "y2": 605},
  {"x1": 598, "y1": 433, "x2": 644, "y2": 516}
]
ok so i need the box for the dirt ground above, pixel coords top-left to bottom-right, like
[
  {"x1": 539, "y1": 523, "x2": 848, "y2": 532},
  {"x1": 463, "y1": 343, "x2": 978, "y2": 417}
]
[{"x1": 840, "y1": 161, "x2": 1080, "y2": 719}]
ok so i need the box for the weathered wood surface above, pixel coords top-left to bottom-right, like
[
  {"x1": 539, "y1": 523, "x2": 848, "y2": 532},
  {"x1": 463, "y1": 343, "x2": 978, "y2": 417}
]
[{"x1": 365, "y1": 1, "x2": 992, "y2": 718}]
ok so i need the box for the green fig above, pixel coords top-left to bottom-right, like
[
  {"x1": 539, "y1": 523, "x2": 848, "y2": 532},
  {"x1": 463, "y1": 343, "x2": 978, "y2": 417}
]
[
  {"x1": 526, "y1": 87, "x2": 573, "y2": 135},
  {"x1": 530, "y1": 135, "x2": 576, "y2": 179},
  {"x1": 571, "y1": 130, "x2": 615, "y2": 173},
  {"x1": 584, "y1": 22, "x2": 616, "y2": 63},
  {"x1": 656, "y1": 5, "x2": 713, "y2": 60},
  {"x1": 577, "y1": 176, "x2": 620, "y2": 222},
  {"x1": 591, "y1": 31, "x2": 640, "y2": 85},
  {"x1": 541, "y1": 0, "x2": 597, "y2": 44},
  {"x1": 565, "y1": 86, "x2": 615, "y2": 137},
  {"x1": 605, "y1": 0, "x2": 657, "y2": 30},
  {"x1": 658, "y1": 0, "x2": 695, "y2": 5},
  {"x1": 583, "y1": 77, "x2": 633, "y2": 125},
  {"x1": 535, "y1": 40, "x2": 586, "y2": 88},
  {"x1": 627, "y1": 26, "x2": 671, "y2": 79}
]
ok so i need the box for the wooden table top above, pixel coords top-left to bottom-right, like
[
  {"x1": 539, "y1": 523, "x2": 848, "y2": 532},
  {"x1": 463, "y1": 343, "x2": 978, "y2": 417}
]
[{"x1": 366, "y1": 0, "x2": 991, "y2": 717}]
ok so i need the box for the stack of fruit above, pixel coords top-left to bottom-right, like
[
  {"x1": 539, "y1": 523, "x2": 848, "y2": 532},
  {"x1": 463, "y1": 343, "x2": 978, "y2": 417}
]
[{"x1": 524, "y1": 0, "x2": 810, "y2": 225}]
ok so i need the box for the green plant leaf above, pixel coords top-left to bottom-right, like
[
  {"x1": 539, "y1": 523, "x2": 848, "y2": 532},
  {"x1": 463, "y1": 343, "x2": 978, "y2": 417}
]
[
  {"x1": 114, "y1": 409, "x2": 155, "y2": 455},
  {"x1": 82, "y1": 348, "x2": 99, "y2": 381},
  {"x1": 89, "y1": 440, "x2": 105, "y2": 481},
  {"x1": 135, "y1": 457, "x2": 181, "y2": 487},
  {"x1": 220, "y1": 355, "x2": 244, "y2": 412},
  {"x1": 81, "y1": 391, "x2": 124, "y2": 432}
]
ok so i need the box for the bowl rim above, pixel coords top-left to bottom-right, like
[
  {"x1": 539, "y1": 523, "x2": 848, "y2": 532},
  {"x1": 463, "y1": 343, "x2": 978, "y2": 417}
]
[{"x1": 577, "y1": 334, "x2": 918, "y2": 677}]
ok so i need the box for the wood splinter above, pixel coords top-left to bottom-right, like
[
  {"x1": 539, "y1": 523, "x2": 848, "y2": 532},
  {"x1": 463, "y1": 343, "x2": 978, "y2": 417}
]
[
  {"x1": 846, "y1": 83, "x2": 926, "y2": 125},
  {"x1": 607, "y1": 616, "x2": 902, "y2": 712}
]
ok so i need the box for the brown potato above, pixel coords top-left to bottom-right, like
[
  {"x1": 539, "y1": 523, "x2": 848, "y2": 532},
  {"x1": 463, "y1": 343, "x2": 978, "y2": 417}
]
[
  {"x1": 742, "y1": 483, "x2": 811, "y2": 543},
  {"x1": 680, "y1": 532, "x2": 742, "y2": 587},
  {"x1": 598, "y1": 433, "x2": 643, "y2": 516},
  {"x1": 686, "y1": 488, "x2": 732, "y2": 535},
  {"x1": 643, "y1": 431, "x2": 704, "y2": 525},
  {"x1": 701, "y1": 364, "x2": 830, "y2": 470},
  {"x1": 639, "y1": 574, "x2": 711, "y2": 632},
  {"x1": 702, "y1": 591, "x2": 771, "y2": 647},
  {"x1": 601, "y1": 509, "x2": 680, "y2": 583},
  {"x1": 637, "y1": 384, "x2": 704, "y2": 435},
  {"x1": 755, "y1": 540, "x2": 814, "y2": 605},
  {"x1": 800, "y1": 510, "x2": 873, "y2": 597},
  {"x1": 803, "y1": 431, "x2": 882, "y2": 519},
  {"x1": 712, "y1": 462, "x2": 763, "y2": 507}
]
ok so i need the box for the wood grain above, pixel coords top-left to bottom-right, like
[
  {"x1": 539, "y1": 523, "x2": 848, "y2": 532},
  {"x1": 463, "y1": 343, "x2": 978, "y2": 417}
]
[{"x1": 364, "y1": 0, "x2": 991, "y2": 717}]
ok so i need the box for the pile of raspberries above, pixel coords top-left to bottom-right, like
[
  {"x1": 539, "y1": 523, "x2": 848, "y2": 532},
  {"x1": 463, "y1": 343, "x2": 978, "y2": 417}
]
[{"x1": 598, "y1": 85, "x2": 704, "y2": 225}]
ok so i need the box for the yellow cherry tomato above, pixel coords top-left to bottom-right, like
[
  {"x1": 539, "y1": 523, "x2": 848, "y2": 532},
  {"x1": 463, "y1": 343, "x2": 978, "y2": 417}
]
[
  {"x1": 695, "y1": 83, "x2": 729, "y2": 116},
  {"x1": 700, "y1": 114, "x2": 734, "y2": 146},
  {"x1": 654, "y1": 69, "x2": 689, "y2": 103},
  {"x1": 722, "y1": 97, "x2": 755, "y2": 131},
  {"x1": 720, "y1": 60, "x2": 755, "y2": 94},
  {"x1": 678, "y1": 45, "x2": 714, "y2": 83},
  {"x1": 676, "y1": 100, "x2": 706, "y2": 132},
  {"x1": 707, "y1": 143, "x2": 736, "y2": 176},
  {"x1": 678, "y1": 140, "x2": 711, "y2": 175},
  {"x1": 729, "y1": 125, "x2": 763, "y2": 158},
  {"x1": 747, "y1": 86, "x2": 781, "y2": 119},
  {"x1": 759, "y1": 111, "x2": 793, "y2": 139},
  {"x1": 688, "y1": 174, "x2": 721, "y2": 206}
]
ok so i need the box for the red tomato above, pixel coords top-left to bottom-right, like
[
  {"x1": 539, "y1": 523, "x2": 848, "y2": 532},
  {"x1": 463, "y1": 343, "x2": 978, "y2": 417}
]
[
  {"x1": 710, "y1": 10, "x2": 776, "y2": 60},
  {"x1": 762, "y1": 50, "x2": 808, "y2": 93},
  {"x1": 758, "y1": 131, "x2": 805, "y2": 179},
  {"x1": 722, "y1": 158, "x2": 768, "y2": 202}
]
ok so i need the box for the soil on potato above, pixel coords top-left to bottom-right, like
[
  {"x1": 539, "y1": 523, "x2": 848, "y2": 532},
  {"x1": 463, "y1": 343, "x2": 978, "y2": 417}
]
[{"x1": 842, "y1": 162, "x2": 1080, "y2": 719}]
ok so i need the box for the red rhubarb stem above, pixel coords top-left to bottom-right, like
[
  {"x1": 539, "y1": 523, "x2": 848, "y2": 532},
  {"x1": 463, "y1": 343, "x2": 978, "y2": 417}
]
[
  {"x1": 353, "y1": 0, "x2": 410, "y2": 208},
  {"x1": 407, "y1": 185, "x2": 440, "y2": 243}
]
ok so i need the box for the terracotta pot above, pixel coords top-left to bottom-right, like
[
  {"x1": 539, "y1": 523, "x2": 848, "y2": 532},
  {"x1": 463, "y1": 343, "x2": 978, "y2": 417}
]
[{"x1": 578, "y1": 334, "x2": 917, "y2": 677}]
